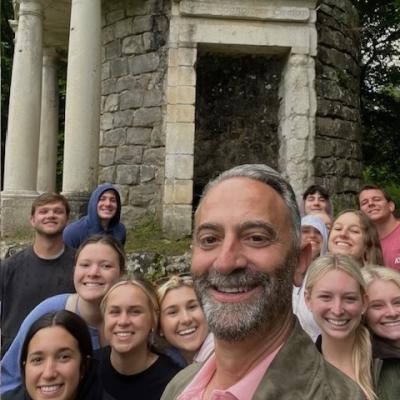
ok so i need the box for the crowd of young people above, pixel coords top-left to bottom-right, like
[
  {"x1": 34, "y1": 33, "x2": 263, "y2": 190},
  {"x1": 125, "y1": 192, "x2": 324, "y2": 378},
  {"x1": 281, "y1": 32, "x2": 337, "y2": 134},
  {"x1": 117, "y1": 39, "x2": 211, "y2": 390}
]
[{"x1": 1, "y1": 179, "x2": 399, "y2": 399}]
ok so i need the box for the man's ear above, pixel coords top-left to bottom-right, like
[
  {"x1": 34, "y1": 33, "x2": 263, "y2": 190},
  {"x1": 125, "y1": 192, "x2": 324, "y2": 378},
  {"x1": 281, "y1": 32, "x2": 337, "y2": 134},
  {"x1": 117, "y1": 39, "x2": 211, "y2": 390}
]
[{"x1": 293, "y1": 243, "x2": 312, "y2": 287}]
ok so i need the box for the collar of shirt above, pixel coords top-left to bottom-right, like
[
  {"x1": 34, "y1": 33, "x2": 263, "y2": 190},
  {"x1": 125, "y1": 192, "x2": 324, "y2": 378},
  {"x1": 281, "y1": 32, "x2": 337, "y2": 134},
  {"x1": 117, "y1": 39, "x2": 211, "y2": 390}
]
[{"x1": 178, "y1": 344, "x2": 282, "y2": 400}]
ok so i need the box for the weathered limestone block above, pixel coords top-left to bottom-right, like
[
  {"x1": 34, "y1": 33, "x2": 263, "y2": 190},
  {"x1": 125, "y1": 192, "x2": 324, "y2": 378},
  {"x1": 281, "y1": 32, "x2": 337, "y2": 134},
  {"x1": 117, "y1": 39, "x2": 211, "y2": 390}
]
[
  {"x1": 102, "y1": 25, "x2": 114, "y2": 45},
  {"x1": 103, "y1": 78, "x2": 117, "y2": 95},
  {"x1": 115, "y1": 18, "x2": 134, "y2": 39},
  {"x1": 167, "y1": 66, "x2": 196, "y2": 86},
  {"x1": 168, "y1": 47, "x2": 197, "y2": 67},
  {"x1": 143, "y1": 88, "x2": 163, "y2": 107},
  {"x1": 162, "y1": 204, "x2": 192, "y2": 238},
  {"x1": 164, "y1": 179, "x2": 193, "y2": 204},
  {"x1": 127, "y1": 127, "x2": 152, "y2": 144},
  {"x1": 104, "y1": 94, "x2": 119, "y2": 112},
  {"x1": 167, "y1": 86, "x2": 195, "y2": 105},
  {"x1": 102, "y1": 61, "x2": 111, "y2": 80},
  {"x1": 143, "y1": 147, "x2": 165, "y2": 165},
  {"x1": 130, "y1": 183, "x2": 160, "y2": 206},
  {"x1": 101, "y1": 112, "x2": 114, "y2": 130},
  {"x1": 314, "y1": 138, "x2": 335, "y2": 157},
  {"x1": 132, "y1": 15, "x2": 154, "y2": 34},
  {"x1": 122, "y1": 35, "x2": 144, "y2": 54},
  {"x1": 99, "y1": 166, "x2": 116, "y2": 182},
  {"x1": 102, "y1": 128, "x2": 126, "y2": 146},
  {"x1": 110, "y1": 58, "x2": 128, "y2": 77},
  {"x1": 121, "y1": 205, "x2": 147, "y2": 226},
  {"x1": 165, "y1": 154, "x2": 193, "y2": 179},
  {"x1": 165, "y1": 123, "x2": 194, "y2": 153},
  {"x1": 120, "y1": 90, "x2": 144, "y2": 110},
  {"x1": 99, "y1": 148, "x2": 116, "y2": 166},
  {"x1": 150, "y1": 125, "x2": 165, "y2": 146},
  {"x1": 140, "y1": 165, "x2": 156, "y2": 182},
  {"x1": 143, "y1": 32, "x2": 157, "y2": 51},
  {"x1": 116, "y1": 165, "x2": 140, "y2": 184},
  {"x1": 129, "y1": 52, "x2": 160, "y2": 74},
  {"x1": 115, "y1": 145, "x2": 143, "y2": 164},
  {"x1": 105, "y1": 9, "x2": 125, "y2": 25},
  {"x1": 114, "y1": 110, "x2": 134, "y2": 127},
  {"x1": 166, "y1": 105, "x2": 195, "y2": 123},
  {"x1": 105, "y1": 40, "x2": 121, "y2": 60},
  {"x1": 134, "y1": 107, "x2": 162, "y2": 126}
]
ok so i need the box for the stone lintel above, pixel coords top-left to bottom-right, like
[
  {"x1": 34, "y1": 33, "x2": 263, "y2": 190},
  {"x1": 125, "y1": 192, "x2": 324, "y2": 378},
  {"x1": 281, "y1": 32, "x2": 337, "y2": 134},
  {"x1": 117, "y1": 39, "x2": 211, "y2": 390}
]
[
  {"x1": 178, "y1": 22, "x2": 315, "y2": 54},
  {"x1": 179, "y1": 2, "x2": 311, "y2": 23}
]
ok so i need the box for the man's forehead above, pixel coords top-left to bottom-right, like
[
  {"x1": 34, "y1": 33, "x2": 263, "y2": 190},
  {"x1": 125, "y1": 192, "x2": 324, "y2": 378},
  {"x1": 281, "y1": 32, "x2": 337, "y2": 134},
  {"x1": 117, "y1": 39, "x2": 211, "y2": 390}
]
[
  {"x1": 196, "y1": 177, "x2": 290, "y2": 224},
  {"x1": 36, "y1": 201, "x2": 65, "y2": 209},
  {"x1": 360, "y1": 189, "x2": 385, "y2": 199}
]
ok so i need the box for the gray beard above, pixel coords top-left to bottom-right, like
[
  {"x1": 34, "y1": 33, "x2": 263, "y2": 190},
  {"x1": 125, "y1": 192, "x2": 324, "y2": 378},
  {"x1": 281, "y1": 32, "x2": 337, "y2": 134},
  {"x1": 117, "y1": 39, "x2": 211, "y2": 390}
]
[{"x1": 193, "y1": 258, "x2": 295, "y2": 342}]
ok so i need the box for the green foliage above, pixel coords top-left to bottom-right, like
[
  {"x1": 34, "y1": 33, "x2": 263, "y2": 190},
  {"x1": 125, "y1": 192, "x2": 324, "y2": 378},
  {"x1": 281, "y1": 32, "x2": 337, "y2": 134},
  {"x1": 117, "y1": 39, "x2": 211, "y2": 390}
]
[
  {"x1": 125, "y1": 214, "x2": 191, "y2": 256},
  {"x1": 352, "y1": 0, "x2": 400, "y2": 182}
]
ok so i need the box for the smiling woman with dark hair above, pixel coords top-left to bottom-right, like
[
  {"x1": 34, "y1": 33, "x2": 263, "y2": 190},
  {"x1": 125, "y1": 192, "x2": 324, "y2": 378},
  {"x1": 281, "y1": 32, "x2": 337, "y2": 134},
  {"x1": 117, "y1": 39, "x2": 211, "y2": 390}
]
[
  {"x1": 2, "y1": 310, "x2": 113, "y2": 400},
  {"x1": 1, "y1": 235, "x2": 125, "y2": 394}
]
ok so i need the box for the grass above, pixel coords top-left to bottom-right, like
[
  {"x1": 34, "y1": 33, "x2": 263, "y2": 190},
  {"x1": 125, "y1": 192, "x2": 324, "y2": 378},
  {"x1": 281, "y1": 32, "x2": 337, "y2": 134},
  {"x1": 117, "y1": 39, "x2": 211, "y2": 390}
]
[{"x1": 125, "y1": 215, "x2": 192, "y2": 256}]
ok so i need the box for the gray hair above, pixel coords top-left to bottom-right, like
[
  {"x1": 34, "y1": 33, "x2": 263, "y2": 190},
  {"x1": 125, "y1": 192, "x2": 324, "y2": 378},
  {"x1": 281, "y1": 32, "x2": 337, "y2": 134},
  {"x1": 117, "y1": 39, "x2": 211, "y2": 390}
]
[{"x1": 197, "y1": 164, "x2": 301, "y2": 248}]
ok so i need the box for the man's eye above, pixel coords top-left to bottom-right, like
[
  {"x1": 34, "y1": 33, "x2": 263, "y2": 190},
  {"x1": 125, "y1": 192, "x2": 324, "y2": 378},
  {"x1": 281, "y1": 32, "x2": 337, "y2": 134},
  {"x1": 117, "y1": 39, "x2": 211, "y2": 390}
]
[{"x1": 198, "y1": 235, "x2": 218, "y2": 247}]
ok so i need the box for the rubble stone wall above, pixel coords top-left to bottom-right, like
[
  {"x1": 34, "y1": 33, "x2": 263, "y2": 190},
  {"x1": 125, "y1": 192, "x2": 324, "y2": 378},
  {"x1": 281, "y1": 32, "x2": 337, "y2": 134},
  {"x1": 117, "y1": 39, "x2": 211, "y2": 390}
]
[
  {"x1": 315, "y1": 0, "x2": 361, "y2": 210},
  {"x1": 100, "y1": 0, "x2": 169, "y2": 227}
]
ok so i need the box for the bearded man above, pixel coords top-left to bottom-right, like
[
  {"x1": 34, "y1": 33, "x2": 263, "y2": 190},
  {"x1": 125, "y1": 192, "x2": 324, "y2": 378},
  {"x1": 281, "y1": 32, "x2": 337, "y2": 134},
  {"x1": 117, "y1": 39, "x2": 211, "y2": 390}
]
[{"x1": 162, "y1": 164, "x2": 365, "y2": 400}]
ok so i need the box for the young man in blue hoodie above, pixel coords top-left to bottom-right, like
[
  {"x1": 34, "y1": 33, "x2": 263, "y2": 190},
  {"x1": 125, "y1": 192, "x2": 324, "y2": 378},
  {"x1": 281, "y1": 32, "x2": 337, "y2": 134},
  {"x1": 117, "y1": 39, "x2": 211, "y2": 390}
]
[{"x1": 63, "y1": 183, "x2": 126, "y2": 248}]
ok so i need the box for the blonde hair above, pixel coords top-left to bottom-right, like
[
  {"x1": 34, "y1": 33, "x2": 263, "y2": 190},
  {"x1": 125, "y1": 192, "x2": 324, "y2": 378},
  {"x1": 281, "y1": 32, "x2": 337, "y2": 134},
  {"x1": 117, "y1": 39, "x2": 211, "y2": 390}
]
[
  {"x1": 305, "y1": 254, "x2": 376, "y2": 400},
  {"x1": 100, "y1": 278, "x2": 160, "y2": 331},
  {"x1": 157, "y1": 274, "x2": 194, "y2": 305},
  {"x1": 362, "y1": 264, "x2": 400, "y2": 288}
]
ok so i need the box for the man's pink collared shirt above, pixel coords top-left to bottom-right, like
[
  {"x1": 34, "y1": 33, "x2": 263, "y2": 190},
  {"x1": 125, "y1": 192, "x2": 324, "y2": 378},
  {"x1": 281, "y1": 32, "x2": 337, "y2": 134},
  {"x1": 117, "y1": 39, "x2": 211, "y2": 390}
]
[{"x1": 177, "y1": 346, "x2": 281, "y2": 400}]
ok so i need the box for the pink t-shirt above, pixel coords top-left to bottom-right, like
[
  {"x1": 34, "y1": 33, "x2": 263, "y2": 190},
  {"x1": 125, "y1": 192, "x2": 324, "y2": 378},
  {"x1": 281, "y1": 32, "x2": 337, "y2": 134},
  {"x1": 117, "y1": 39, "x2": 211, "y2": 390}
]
[
  {"x1": 177, "y1": 345, "x2": 281, "y2": 400},
  {"x1": 380, "y1": 223, "x2": 400, "y2": 271}
]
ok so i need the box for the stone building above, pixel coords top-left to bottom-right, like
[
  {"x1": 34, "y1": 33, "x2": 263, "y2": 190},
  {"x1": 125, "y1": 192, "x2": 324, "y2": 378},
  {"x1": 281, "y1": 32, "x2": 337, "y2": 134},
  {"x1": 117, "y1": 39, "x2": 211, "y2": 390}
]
[{"x1": 1, "y1": 0, "x2": 361, "y2": 238}]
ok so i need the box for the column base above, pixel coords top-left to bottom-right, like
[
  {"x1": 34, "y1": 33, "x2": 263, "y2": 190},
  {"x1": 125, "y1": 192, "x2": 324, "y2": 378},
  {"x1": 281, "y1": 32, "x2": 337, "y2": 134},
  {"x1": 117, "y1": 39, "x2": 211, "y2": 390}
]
[
  {"x1": 61, "y1": 191, "x2": 90, "y2": 221},
  {"x1": 1, "y1": 190, "x2": 39, "y2": 238}
]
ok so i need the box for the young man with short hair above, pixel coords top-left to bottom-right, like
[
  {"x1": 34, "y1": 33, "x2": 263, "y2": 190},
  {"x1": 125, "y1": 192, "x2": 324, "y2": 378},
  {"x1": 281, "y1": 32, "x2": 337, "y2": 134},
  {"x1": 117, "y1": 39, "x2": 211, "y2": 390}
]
[
  {"x1": 0, "y1": 193, "x2": 75, "y2": 356},
  {"x1": 358, "y1": 184, "x2": 400, "y2": 270}
]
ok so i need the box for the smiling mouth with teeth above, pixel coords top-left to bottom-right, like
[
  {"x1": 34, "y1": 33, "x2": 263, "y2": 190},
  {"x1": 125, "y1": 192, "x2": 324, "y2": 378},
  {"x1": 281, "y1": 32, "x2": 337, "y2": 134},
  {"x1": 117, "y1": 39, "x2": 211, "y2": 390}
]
[
  {"x1": 177, "y1": 327, "x2": 197, "y2": 336},
  {"x1": 326, "y1": 318, "x2": 349, "y2": 326},
  {"x1": 39, "y1": 384, "x2": 63, "y2": 393}
]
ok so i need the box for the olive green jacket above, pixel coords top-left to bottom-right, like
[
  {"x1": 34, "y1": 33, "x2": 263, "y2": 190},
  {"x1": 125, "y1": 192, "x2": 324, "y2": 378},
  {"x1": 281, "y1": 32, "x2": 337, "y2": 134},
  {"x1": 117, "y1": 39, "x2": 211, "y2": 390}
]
[{"x1": 161, "y1": 319, "x2": 365, "y2": 400}]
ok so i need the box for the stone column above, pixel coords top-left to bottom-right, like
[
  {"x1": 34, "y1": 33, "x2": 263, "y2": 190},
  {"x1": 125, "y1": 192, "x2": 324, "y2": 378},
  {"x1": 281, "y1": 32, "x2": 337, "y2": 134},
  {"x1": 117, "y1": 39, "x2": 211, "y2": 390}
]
[
  {"x1": 1, "y1": 0, "x2": 43, "y2": 236},
  {"x1": 62, "y1": 0, "x2": 101, "y2": 207},
  {"x1": 3, "y1": 0, "x2": 43, "y2": 192},
  {"x1": 37, "y1": 48, "x2": 59, "y2": 193}
]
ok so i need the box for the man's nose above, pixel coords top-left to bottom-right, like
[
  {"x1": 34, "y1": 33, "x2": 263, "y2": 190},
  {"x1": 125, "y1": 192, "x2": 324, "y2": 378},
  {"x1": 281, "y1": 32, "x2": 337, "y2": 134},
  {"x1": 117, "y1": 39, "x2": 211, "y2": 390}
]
[{"x1": 213, "y1": 236, "x2": 246, "y2": 273}]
